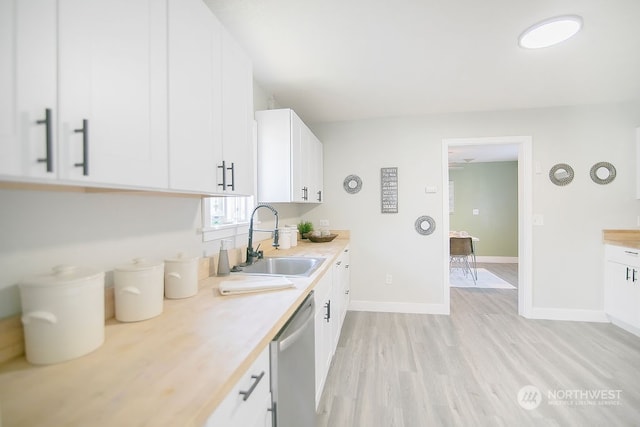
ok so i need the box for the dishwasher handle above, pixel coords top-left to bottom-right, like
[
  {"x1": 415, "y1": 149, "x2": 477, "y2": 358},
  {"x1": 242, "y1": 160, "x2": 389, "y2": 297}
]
[{"x1": 278, "y1": 296, "x2": 315, "y2": 352}]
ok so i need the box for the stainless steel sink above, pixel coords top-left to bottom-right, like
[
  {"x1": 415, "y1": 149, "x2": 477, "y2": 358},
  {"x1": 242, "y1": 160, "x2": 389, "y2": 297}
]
[{"x1": 234, "y1": 257, "x2": 325, "y2": 277}]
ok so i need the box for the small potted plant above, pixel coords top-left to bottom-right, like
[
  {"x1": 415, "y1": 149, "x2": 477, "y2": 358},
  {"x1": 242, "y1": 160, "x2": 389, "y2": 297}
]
[{"x1": 297, "y1": 221, "x2": 313, "y2": 239}]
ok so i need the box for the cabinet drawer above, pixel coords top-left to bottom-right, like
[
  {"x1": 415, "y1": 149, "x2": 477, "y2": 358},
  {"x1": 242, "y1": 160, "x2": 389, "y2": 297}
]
[
  {"x1": 205, "y1": 347, "x2": 271, "y2": 427},
  {"x1": 605, "y1": 244, "x2": 640, "y2": 268}
]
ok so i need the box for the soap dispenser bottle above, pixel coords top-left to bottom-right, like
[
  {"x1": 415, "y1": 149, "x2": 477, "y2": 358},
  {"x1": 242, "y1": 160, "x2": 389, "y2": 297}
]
[{"x1": 217, "y1": 239, "x2": 231, "y2": 277}]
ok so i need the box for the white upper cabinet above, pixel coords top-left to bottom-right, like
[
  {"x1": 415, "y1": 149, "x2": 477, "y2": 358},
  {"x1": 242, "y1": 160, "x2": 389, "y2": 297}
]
[
  {"x1": 290, "y1": 112, "x2": 309, "y2": 203},
  {"x1": 0, "y1": 0, "x2": 57, "y2": 180},
  {"x1": 168, "y1": 0, "x2": 254, "y2": 195},
  {"x1": 1, "y1": 0, "x2": 254, "y2": 194},
  {"x1": 310, "y1": 133, "x2": 324, "y2": 203},
  {"x1": 168, "y1": 0, "x2": 222, "y2": 193},
  {"x1": 221, "y1": 28, "x2": 254, "y2": 196},
  {"x1": 57, "y1": 0, "x2": 168, "y2": 188},
  {"x1": 256, "y1": 108, "x2": 323, "y2": 203},
  {"x1": 636, "y1": 127, "x2": 640, "y2": 199}
]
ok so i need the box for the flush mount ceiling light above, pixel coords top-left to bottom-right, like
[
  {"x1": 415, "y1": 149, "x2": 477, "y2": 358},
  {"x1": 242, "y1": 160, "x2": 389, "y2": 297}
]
[{"x1": 519, "y1": 15, "x2": 583, "y2": 49}]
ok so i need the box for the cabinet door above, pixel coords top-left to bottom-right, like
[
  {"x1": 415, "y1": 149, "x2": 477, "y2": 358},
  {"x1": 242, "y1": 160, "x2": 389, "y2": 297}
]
[
  {"x1": 340, "y1": 247, "x2": 351, "y2": 322},
  {"x1": 256, "y1": 109, "x2": 292, "y2": 203},
  {"x1": 314, "y1": 273, "x2": 332, "y2": 407},
  {"x1": 290, "y1": 111, "x2": 308, "y2": 202},
  {"x1": 58, "y1": 0, "x2": 168, "y2": 188},
  {"x1": 247, "y1": 392, "x2": 273, "y2": 427},
  {"x1": 221, "y1": 28, "x2": 254, "y2": 195},
  {"x1": 205, "y1": 347, "x2": 271, "y2": 427},
  {"x1": 311, "y1": 135, "x2": 324, "y2": 202},
  {"x1": 331, "y1": 259, "x2": 344, "y2": 354},
  {"x1": 605, "y1": 260, "x2": 638, "y2": 325},
  {"x1": 0, "y1": 0, "x2": 57, "y2": 180},
  {"x1": 636, "y1": 127, "x2": 640, "y2": 199},
  {"x1": 168, "y1": 0, "x2": 222, "y2": 193}
]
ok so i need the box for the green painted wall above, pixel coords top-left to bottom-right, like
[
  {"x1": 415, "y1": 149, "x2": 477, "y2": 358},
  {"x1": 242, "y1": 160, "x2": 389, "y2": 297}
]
[{"x1": 449, "y1": 161, "x2": 518, "y2": 257}]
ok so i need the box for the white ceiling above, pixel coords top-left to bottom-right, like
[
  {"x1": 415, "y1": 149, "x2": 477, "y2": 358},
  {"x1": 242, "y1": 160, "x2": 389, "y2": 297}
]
[{"x1": 205, "y1": 0, "x2": 640, "y2": 126}]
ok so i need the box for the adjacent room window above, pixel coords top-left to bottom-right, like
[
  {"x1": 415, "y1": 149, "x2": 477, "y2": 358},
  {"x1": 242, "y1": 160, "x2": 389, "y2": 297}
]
[{"x1": 203, "y1": 196, "x2": 254, "y2": 228}]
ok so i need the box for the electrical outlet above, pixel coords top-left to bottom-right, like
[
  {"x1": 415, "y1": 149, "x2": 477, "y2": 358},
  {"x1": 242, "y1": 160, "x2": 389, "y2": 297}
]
[
  {"x1": 318, "y1": 219, "x2": 329, "y2": 227},
  {"x1": 533, "y1": 214, "x2": 544, "y2": 226},
  {"x1": 385, "y1": 274, "x2": 393, "y2": 285}
]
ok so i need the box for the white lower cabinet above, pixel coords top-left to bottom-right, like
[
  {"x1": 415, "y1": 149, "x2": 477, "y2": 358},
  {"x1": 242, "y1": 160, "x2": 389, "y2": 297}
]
[
  {"x1": 604, "y1": 244, "x2": 640, "y2": 335},
  {"x1": 330, "y1": 257, "x2": 345, "y2": 350},
  {"x1": 314, "y1": 272, "x2": 333, "y2": 408},
  {"x1": 339, "y1": 247, "x2": 351, "y2": 323},
  {"x1": 314, "y1": 246, "x2": 351, "y2": 408},
  {"x1": 205, "y1": 347, "x2": 272, "y2": 427}
]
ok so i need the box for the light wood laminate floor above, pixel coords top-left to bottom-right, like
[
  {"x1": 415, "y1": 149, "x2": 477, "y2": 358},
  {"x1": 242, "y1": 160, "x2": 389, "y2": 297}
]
[{"x1": 316, "y1": 266, "x2": 640, "y2": 426}]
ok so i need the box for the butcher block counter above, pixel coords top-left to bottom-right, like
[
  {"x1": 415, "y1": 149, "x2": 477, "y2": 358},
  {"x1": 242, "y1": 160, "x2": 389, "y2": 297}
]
[
  {"x1": 603, "y1": 229, "x2": 640, "y2": 249},
  {"x1": 0, "y1": 234, "x2": 350, "y2": 427}
]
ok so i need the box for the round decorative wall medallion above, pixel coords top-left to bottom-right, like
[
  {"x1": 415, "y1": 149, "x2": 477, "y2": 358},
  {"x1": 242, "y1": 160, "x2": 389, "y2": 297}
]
[
  {"x1": 549, "y1": 163, "x2": 574, "y2": 186},
  {"x1": 343, "y1": 174, "x2": 362, "y2": 194},
  {"x1": 590, "y1": 162, "x2": 616, "y2": 185},
  {"x1": 415, "y1": 215, "x2": 436, "y2": 235}
]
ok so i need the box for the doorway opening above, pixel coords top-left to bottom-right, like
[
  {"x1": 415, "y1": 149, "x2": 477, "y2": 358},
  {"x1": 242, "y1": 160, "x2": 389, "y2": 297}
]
[{"x1": 442, "y1": 136, "x2": 533, "y2": 317}]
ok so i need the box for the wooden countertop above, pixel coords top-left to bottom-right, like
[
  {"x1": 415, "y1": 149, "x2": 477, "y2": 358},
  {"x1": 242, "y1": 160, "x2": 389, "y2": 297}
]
[
  {"x1": 603, "y1": 229, "x2": 640, "y2": 249},
  {"x1": 0, "y1": 236, "x2": 350, "y2": 427}
]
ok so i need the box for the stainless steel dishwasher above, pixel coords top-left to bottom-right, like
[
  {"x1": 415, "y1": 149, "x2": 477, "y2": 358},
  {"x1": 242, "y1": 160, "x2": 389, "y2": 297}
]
[{"x1": 270, "y1": 291, "x2": 316, "y2": 427}]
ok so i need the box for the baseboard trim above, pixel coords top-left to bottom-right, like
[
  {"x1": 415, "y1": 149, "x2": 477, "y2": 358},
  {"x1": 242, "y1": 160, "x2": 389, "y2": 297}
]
[
  {"x1": 348, "y1": 300, "x2": 449, "y2": 315},
  {"x1": 527, "y1": 307, "x2": 609, "y2": 323},
  {"x1": 475, "y1": 256, "x2": 518, "y2": 263},
  {"x1": 608, "y1": 315, "x2": 640, "y2": 337}
]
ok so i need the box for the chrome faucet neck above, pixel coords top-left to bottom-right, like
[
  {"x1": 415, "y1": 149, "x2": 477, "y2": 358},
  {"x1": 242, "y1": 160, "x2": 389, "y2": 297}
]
[{"x1": 246, "y1": 204, "x2": 279, "y2": 265}]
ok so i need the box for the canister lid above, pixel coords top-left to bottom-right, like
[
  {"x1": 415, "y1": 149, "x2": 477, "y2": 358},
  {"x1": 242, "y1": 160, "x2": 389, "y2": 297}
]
[
  {"x1": 165, "y1": 252, "x2": 198, "y2": 264},
  {"x1": 20, "y1": 265, "x2": 104, "y2": 288},
  {"x1": 115, "y1": 258, "x2": 164, "y2": 272}
]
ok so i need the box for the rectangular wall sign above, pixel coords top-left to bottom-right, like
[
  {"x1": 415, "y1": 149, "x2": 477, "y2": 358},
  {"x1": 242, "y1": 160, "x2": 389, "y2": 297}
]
[{"x1": 381, "y1": 167, "x2": 398, "y2": 213}]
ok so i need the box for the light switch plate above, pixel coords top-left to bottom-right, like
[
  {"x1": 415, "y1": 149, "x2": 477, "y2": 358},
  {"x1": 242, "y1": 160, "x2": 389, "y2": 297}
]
[
  {"x1": 472, "y1": 209, "x2": 479, "y2": 215},
  {"x1": 425, "y1": 186, "x2": 437, "y2": 194}
]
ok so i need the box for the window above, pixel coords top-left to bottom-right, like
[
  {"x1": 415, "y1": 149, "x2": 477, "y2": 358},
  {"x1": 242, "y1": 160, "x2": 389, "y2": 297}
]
[{"x1": 203, "y1": 196, "x2": 254, "y2": 228}]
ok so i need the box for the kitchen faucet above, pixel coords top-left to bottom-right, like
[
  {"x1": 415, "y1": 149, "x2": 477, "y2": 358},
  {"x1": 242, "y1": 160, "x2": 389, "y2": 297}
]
[{"x1": 243, "y1": 204, "x2": 279, "y2": 266}]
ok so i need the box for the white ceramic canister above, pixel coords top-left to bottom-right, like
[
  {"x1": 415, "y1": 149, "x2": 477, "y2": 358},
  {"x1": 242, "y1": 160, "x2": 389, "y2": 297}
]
[
  {"x1": 278, "y1": 228, "x2": 291, "y2": 249},
  {"x1": 114, "y1": 258, "x2": 164, "y2": 322},
  {"x1": 288, "y1": 225, "x2": 298, "y2": 247},
  {"x1": 19, "y1": 265, "x2": 105, "y2": 365},
  {"x1": 164, "y1": 253, "x2": 199, "y2": 299}
]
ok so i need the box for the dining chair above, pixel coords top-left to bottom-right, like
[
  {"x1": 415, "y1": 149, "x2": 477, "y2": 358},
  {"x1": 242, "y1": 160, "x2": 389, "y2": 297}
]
[{"x1": 449, "y1": 237, "x2": 477, "y2": 285}]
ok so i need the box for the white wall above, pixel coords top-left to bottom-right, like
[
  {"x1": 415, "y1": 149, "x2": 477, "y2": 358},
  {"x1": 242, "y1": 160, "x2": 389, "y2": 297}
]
[
  {"x1": 305, "y1": 100, "x2": 640, "y2": 316},
  {"x1": 3, "y1": 97, "x2": 637, "y2": 320},
  {"x1": 0, "y1": 188, "x2": 203, "y2": 317},
  {"x1": 0, "y1": 81, "x2": 304, "y2": 319}
]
